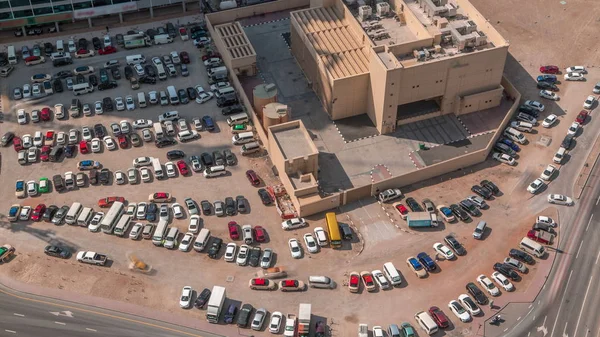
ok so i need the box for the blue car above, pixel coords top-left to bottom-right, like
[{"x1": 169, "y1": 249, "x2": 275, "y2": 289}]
[
  {"x1": 537, "y1": 74, "x2": 557, "y2": 83},
  {"x1": 8, "y1": 205, "x2": 19, "y2": 220},
  {"x1": 439, "y1": 206, "x2": 454, "y2": 220},
  {"x1": 145, "y1": 202, "x2": 157, "y2": 221},
  {"x1": 500, "y1": 138, "x2": 520, "y2": 152},
  {"x1": 202, "y1": 115, "x2": 215, "y2": 131},
  {"x1": 64, "y1": 145, "x2": 75, "y2": 158},
  {"x1": 417, "y1": 252, "x2": 437, "y2": 271}
]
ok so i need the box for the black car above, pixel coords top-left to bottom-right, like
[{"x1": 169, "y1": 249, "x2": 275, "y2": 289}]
[
  {"x1": 200, "y1": 200, "x2": 212, "y2": 215},
  {"x1": 166, "y1": 22, "x2": 177, "y2": 37},
  {"x1": 167, "y1": 150, "x2": 185, "y2": 160},
  {"x1": 88, "y1": 74, "x2": 98, "y2": 86},
  {"x1": 187, "y1": 87, "x2": 197, "y2": 100},
  {"x1": 146, "y1": 29, "x2": 157, "y2": 40},
  {"x1": 480, "y1": 180, "x2": 499, "y2": 195},
  {"x1": 124, "y1": 65, "x2": 134, "y2": 80},
  {"x1": 145, "y1": 203, "x2": 157, "y2": 221},
  {"x1": 444, "y1": 235, "x2": 466, "y2": 256},
  {"x1": 225, "y1": 197, "x2": 236, "y2": 216},
  {"x1": 76, "y1": 74, "x2": 86, "y2": 84},
  {"x1": 194, "y1": 288, "x2": 211, "y2": 309},
  {"x1": 212, "y1": 150, "x2": 225, "y2": 166},
  {"x1": 53, "y1": 58, "x2": 72, "y2": 67},
  {"x1": 78, "y1": 38, "x2": 88, "y2": 50},
  {"x1": 471, "y1": 185, "x2": 492, "y2": 200},
  {"x1": 236, "y1": 195, "x2": 247, "y2": 213},
  {"x1": 248, "y1": 247, "x2": 261, "y2": 267},
  {"x1": 201, "y1": 152, "x2": 214, "y2": 167},
  {"x1": 518, "y1": 105, "x2": 539, "y2": 118},
  {"x1": 562, "y1": 134, "x2": 574, "y2": 150},
  {"x1": 139, "y1": 76, "x2": 156, "y2": 84},
  {"x1": 53, "y1": 174, "x2": 65, "y2": 192},
  {"x1": 533, "y1": 223, "x2": 556, "y2": 234},
  {"x1": 55, "y1": 70, "x2": 73, "y2": 79},
  {"x1": 103, "y1": 97, "x2": 114, "y2": 111},
  {"x1": 459, "y1": 199, "x2": 481, "y2": 217},
  {"x1": 466, "y1": 282, "x2": 487, "y2": 305},
  {"x1": 222, "y1": 104, "x2": 244, "y2": 115},
  {"x1": 258, "y1": 189, "x2": 273, "y2": 205},
  {"x1": 111, "y1": 67, "x2": 121, "y2": 79},
  {"x1": 92, "y1": 37, "x2": 102, "y2": 50},
  {"x1": 155, "y1": 137, "x2": 176, "y2": 148},
  {"x1": 44, "y1": 42, "x2": 54, "y2": 56},
  {"x1": 208, "y1": 237, "x2": 223, "y2": 258},
  {"x1": 405, "y1": 197, "x2": 423, "y2": 212},
  {"x1": 99, "y1": 69, "x2": 109, "y2": 84},
  {"x1": 493, "y1": 263, "x2": 519, "y2": 281},
  {"x1": 144, "y1": 64, "x2": 156, "y2": 77},
  {"x1": 236, "y1": 304, "x2": 253, "y2": 328},
  {"x1": 1, "y1": 132, "x2": 14, "y2": 146},
  {"x1": 89, "y1": 169, "x2": 98, "y2": 185},
  {"x1": 42, "y1": 205, "x2": 58, "y2": 222},
  {"x1": 93, "y1": 124, "x2": 106, "y2": 138},
  {"x1": 98, "y1": 168, "x2": 110, "y2": 185},
  {"x1": 98, "y1": 81, "x2": 118, "y2": 91},
  {"x1": 223, "y1": 149, "x2": 236, "y2": 166},
  {"x1": 64, "y1": 145, "x2": 76, "y2": 158},
  {"x1": 53, "y1": 78, "x2": 63, "y2": 92},
  {"x1": 44, "y1": 245, "x2": 71, "y2": 259},
  {"x1": 537, "y1": 81, "x2": 558, "y2": 91},
  {"x1": 178, "y1": 89, "x2": 189, "y2": 104},
  {"x1": 509, "y1": 249, "x2": 535, "y2": 265},
  {"x1": 115, "y1": 34, "x2": 124, "y2": 46}
]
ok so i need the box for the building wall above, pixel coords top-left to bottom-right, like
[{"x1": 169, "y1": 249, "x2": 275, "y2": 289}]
[
  {"x1": 205, "y1": 0, "x2": 309, "y2": 26},
  {"x1": 457, "y1": 86, "x2": 503, "y2": 115},
  {"x1": 330, "y1": 74, "x2": 369, "y2": 120}
]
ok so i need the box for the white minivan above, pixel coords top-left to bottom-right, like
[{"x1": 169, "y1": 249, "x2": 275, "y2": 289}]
[
  {"x1": 137, "y1": 92, "x2": 147, "y2": 108},
  {"x1": 65, "y1": 202, "x2": 83, "y2": 225},
  {"x1": 383, "y1": 262, "x2": 402, "y2": 286},
  {"x1": 232, "y1": 132, "x2": 255, "y2": 145},
  {"x1": 77, "y1": 207, "x2": 93, "y2": 227}
]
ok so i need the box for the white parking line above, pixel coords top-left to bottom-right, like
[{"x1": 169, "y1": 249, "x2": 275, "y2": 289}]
[
  {"x1": 86, "y1": 328, "x2": 97, "y2": 332},
  {"x1": 596, "y1": 250, "x2": 600, "y2": 265},
  {"x1": 576, "y1": 240, "x2": 584, "y2": 259},
  {"x1": 574, "y1": 276, "x2": 594, "y2": 336},
  {"x1": 13, "y1": 313, "x2": 24, "y2": 317},
  {"x1": 550, "y1": 270, "x2": 573, "y2": 337},
  {"x1": 596, "y1": 195, "x2": 600, "y2": 206},
  {"x1": 54, "y1": 322, "x2": 66, "y2": 325},
  {"x1": 586, "y1": 214, "x2": 594, "y2": 231},
  {"x1": 5, "y1": 330, "x2": 16, "y2": 334}
]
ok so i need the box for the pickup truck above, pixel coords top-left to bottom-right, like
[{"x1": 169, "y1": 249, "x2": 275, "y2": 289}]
[
  {"x1": 76, "y1": 251, "x2": 107, "y2": 266},
  {"x1": 0, "y1": 244, "x2": 15, "y2": 262},
  {"x1": 527, "y1": 229, "x2": 554, "y2": 245},
  {"x1": 284, "y1": 314, "x2": 297, "y2": 337}
]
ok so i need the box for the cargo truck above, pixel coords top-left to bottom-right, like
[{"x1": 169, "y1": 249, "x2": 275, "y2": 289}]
[
  {"x1": 527, "y1": 229, "x2": 554, "y2": 245},
  {"x1": 123, "y1": 33, "x2": 151, "y2": 49},
  {"x1": 407, "y1": 212, "x2": 434, "y2": 228},
  {"x1": 298, "y1": 303, "x2": 311, "y2": 337},
  {"x1": 206, "y1": 286, "x2": 226, "y2": 323}
]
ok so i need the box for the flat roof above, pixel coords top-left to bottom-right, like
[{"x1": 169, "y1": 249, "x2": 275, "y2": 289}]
[
  {"x1": 213, "y1": 22, "x2": 256, "y2": 59},
  {"x1": 272, "y1": 127, "x2": 316, "y2": 160},
  {"x1": 291, "y1": 7, "x2": 369, "y2": 79}
]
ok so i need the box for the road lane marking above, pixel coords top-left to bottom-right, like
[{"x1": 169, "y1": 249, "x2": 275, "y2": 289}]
[
  {"x1": 586, "y1": 214, "x2": 594, "y2": 231},
  {"x1": 576, "y1": 241, "x2": 584, "y2": 259},
  {"x1": 13, "y1": 313, "x2": 24, "y2": 317},
  {"x1": 517, "y1": 316, "x2": 522, "y2": 321},
  {"x1": 55, "y1": 322, "x2": 66, "y2": 325},
  {"x1": 5, "y1": 330, "x2": 16, "y2": 334},
  {"x1": 563, "y1": 322, "x2": 568, "y2": 336},
  {"x1": 574, "y1": 275, "x2": 594, "y2": 336},
  {"x1": 596, "y1": 195, "x2": 600, "y2": 206},
  {"x1": 596, "y1": 249, "x2": 600, "y2": 265},
  {"x1": 86, "y1": 328, "x2": 97, "y2": 332},
  {"x1": 551, "y1": 270, "x2": 573, "y2": 337}
]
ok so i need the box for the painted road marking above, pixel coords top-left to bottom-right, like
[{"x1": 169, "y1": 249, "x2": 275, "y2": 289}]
[
  {"x1": 576, "y1": 241, "x2": 584, "y2": 259},
  {"x1": 55, "y1": 321, "x2": 66, "y2": 325},
  {"x1": 586, "y1": 214, "x2": 593, "y2": 231},
  {"x1": 5, "y1": 330, "x2": 16, "y2": 334},
  {"x1": 596, "y1": 195, "x2": 600, "y2": 206},
  {"x1": 86, "y1": 328, "x2": 97, "y2": 332},
  {"x1": 551, "y1": 270, "x2": 573, "y2": 337},
  {"x1": 573, "y1": 276, "x2": 594, "y2": 336},
  {"x1": 518, "y1": 316, "x2": 522, "y2": 321},
  {"x1": 13, "y1": 313, "x2": 24, "y2": 317}
]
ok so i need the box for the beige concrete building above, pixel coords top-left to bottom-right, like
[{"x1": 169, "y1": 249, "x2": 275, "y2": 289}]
[{"x1": 290, "y1": 0, "x2": 509, "y2": 134}]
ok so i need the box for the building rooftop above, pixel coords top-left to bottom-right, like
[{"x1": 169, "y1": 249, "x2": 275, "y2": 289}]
[
  {"x1": 213, "y1": 22, "x2": 256, "y2": 59},
  {"x1": 271, "y1": 123, "x2": 317, "y2": 160}
]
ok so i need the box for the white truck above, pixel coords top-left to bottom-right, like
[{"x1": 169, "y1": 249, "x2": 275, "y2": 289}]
[
  {"x1": 358, "y1": 324, "x2": 368, "y2": 337},
  {"x1": 298, "y1": 303, "x2": 311, "y2": 337},
  {"x1": 206, "y1": 286, "x2": 226, "y2": 323},
  {"x1": 284, "y1": 314, "x2": 297, "y2": 337},
  {"x1": 76, "y1": 251, "x2": 107, "y2": 266},
  {"x1": 123, "y1": 33, "x2": 151, "y2": 49}
]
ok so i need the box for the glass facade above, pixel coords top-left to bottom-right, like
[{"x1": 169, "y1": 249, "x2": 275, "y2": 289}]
[{"x1": 0, "y1": 0, "x2": 136, "y2": 22}]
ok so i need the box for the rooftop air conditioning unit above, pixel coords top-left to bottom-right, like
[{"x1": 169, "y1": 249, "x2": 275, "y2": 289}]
[
  {"x1": 376, "y1": 2, "x2": 390, "y2": 16},
  {"x1": 358, "y1": 6, "x2": 372, "y2": 22}
]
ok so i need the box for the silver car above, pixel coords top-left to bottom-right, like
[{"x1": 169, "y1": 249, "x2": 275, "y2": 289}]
[
  {"x1": 251, "y1": 308, "x2": 267, "y2": 331},
  {"x1": 260, "y1": 248, "x2": 273, "y2": 269},
  {"x1": 214, "y1": 200, "x2": 224, "y2": 217}
]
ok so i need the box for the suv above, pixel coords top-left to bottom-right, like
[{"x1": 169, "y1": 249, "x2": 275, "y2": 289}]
[
  {"x1": 444, "y1": 235, "x2": 466, "y2": 256},
  {"x1": 466, "y1": 282, "x2": 487, "y2": 305},
  {"x1": 459, "y1": 199, "x2": 481, "y2": 217},
  {"x1": 208, "y1": 238, "x2": 223, "y2": 258},
  {"x1": 493, "y1": 263, "x2": 519, "y2": 281},
  {"x1": 237, "y1": 304, "x2": 253, "y2": 328},
  {"x1": 509, "y1": 249, "x2": 535, "y2": 264}
]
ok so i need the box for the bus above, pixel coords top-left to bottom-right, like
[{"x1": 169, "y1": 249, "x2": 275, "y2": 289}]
[
  {"x1": 325, "y1": 212, "x2": 342, "y2": 249},
  {"x1": 100, "y1": 201, "x2": 124, "y2": 234}
]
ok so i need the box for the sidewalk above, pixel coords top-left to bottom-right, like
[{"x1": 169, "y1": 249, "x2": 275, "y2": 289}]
[{"x1": 573, "y1": 132, "x2": 600, "y2": 198}]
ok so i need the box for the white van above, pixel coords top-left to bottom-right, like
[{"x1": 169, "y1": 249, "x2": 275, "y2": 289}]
[
  {"x1": 193, "y1": 228, "x2": 211, "y2": 252},
  {"x1": 553, "y1": 147, "x2": 566, "y2": 164},
  {"x1": 414, "y1": 311, "x2": 439, "y2": 335},
  {"x1": 152, "y1": 157, "x2": 164, "y2": 179},
  {"x1": 153, "y1": 122, "x2": 164, "y2": 138},
  {"x1": 308, "y1": 276, "x2": 335, "y2": 289},
  {"x1": 126, "y1": 54, "x2": 146, "y2": 65},
  {"x1": 226, "y1": 113, "x2": 249, "y2": 126},
  {"x1": 163, "y1": 227, "x2": 179, "y2": 249},
  {"x1": 156, "y1": 63, "x2": 167, "y2": 80},
  {"x1": 383, "y1": 262, "x2": 402, "y2": 286},
  {"x1": 7, "y1": 46, "x2": 17, "y2": 64},
  {"x1": 72, "y1": 83, "x2": 94, "y2": 95},
  {"x1": 241, "y1": 142, "x2": 260, "y2": 156},
  {"x1": 520, "y1": 237, "x2": 545, "y2": 258},
  {"x1": 503, "y1": 127, "x2": 527, "y2": 144},
  {"x1": 511, "y1": 121, "x2": 533, "y2": 132},
  {"x1": 216, "y1": 86, "x2": 235, "y2": 98},
  {"x1": 137, "y1": 92, "x2": 147, "y2": 108},
  {"x1": 154, "y1": 34, "x2": 173, "y2": 44},
  {"x1": 204, "y1": 165, "x2": 227, "y2": 178},
  {"x1": 56, "y1": 40, "x2": 64, "y2": 53},
  {"x1": 65, "y1": 202, "x2": 83, "y2": 225},
  {"x1": 167, "y1": 86, "x2": 179, "y2": 105},
  {"x1": 113, "y1": 215, "x2": 132, "y2": 237},
  {"x1": 232, "y1": 132, "x2": 255, "y2": 145},
  {"x1": 77, "y1": 207, "x2": 93, "y2": 227},
  {"x1": 314, "y1": 227, "x2": 328, "y2": 246},
  {"x1": 152, "y1": 220, "x2": 169, "y2": 245}
]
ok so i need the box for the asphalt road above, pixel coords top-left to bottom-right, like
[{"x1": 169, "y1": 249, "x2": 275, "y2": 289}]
[{"x1": 0, "y1": 282, "x2": 224, "y2": 337}]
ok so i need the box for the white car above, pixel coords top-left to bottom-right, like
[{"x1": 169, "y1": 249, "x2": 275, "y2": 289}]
[
  {"x1": 33, "y1": 131, "x2": 43, "y2": 147},
  {"x1": 527, "y1": 179, "x2": 545, "y2": 194},
  {"x1": 129, "y1": 223, "x2": 143, "y2": 240},
  {"x1": 566, "y1": 66, "x2": 586, "y2": 74},
  {"x1": 372, "y1": 269, "x2": 390, "y2": 290},
  {"x1": 537, "y1": 215, "x2": 556, "y2": 227},
  {"x1": 458, "y1": 294, "x2": 481, "y2": 316},
  {"x1": 19, "y1": 206, "x2": 32, "y2": 220},
  {"x1": 73, "y1": 65, "x2": 94, "y2": 75},
  {"x1": 188, "y1": 215, "x2": 201, "y2": 233},
  {"x1": 82, "y1": 104, "x2": 91, "y2": 116},
  {"x1": 433, "y1": 242, "x2": 455, "y2": 260},
  {"x1": 179, "y1": 286, "x2": 193, "y2": 308},
  {"x1": 193, "y1": 117, "x2": 203, "y2": 130},
  {"x1": 68, "y1": 129, "x2": 78, "y2": 144},
  {"x1": 119, "y1": 120, "x2": 131, "y2": 134},
  {"x1": 27, "y1": 147, "x2": 38, "y2": 162},
  {"x1": 91, "y1": 138, "x2": 101, "y2": 153},
  {"x1": 542, "y1": 114, "x2": 557, "y2": 128},
  {"x1": 94, "y1": 101, "x2": 103, "y2": 114},
  {"x1": 17, "y1": 109, "x2": 27, "y2": 124},
  {"x1": 492, "y1": 271, "x2": 514, "y2": 291},
  {"x1": 236, "y1": 244, "x2": 249, "y2": 266},
  {"x1": 584, "y1": 95, "x2": 595, "y2": 109},
  {"x1": 134, "y1": 63, "x2": 145, "y2": 77},
  {"x1": 56, "y1": 132, "x2": 66, "y2": 145},
  {"x1": 103, "y1": 136, "x2": 116, "y2": 150},
  {"x1": 142, "y1": 129, "x2": 152, "y2": 141},
  {"x1": 22, "y1": 134, "x2": 32, "y2": 148},
  {"x1": 477, "y1": 274, "x2": 500, "y2": 296},
  {"x1": 27, "y1": 180, "x2": 38, "y2": 196},
  {"x1": 170, "y1": 51, "x2": 181, "y2": 64},
  {"x1": 125, "y1": 95, "x2": 135, "y2": 111},
  {"x1": 269, "y1": 311, "x2": 283, "y2": 333},
  {"x1": 283, "y1": 314, "x2": 296, "y2": 337},
  {"x1": 224, "y1": 242, "x2": 237, "y2": 262},
  {"x1": 31, "y1": 109, "x2": 40, "y2": 123},
  {"x1": 567, "y1": 122, "x2": 580, "y2": 136},
  {"x1": 210, "y1": 81, "x2": 231, "y2": 92},
  {"x1": 126, "y1": 203, "x2": 137, "y2": 216},
  {"x1": 288, "y1": 238, "x2": 302, "y2": 259},
  {"x1": 196, "y1": 91, "x2": 214, "y2": 104},
  {"x1": 178, "y1": 119, "x2": 188, "y2": 131},
  {"x1": 140, "y1": 168, "x2": 151, "y2": 182},
  {"x1": 133, "y1": 156, "x2": 152, "y2": 167},
  {"x1": 539, "y1": 90, "x2": 559, "y2": 100},
  {"x1": 88, "y1": 212, "x2": 104, "y2": 232},
  {"x1": 492, "y1": 152, "x2": 515, "y2": 166},
  {"x1": 525, "y1": 99, "x2": 546, "y2": 111},
  {"x1": 179, "y1": 232, "x2": 194, "y2": 252},
  {"x1": 166, "y1": 161, "x2": 177, "y2": 178},
  {"x1": 172, "y1": 203, "x2": 184, "y2": 219},
  {"x1": 128, "y1": 168, "x2": 138, "y2": 184},
  {"x1": 314, "y1": 227, "x2": 328, "y2": 246},
  {"x1": 22, "y1": 84, "x2": 31, "y2": 98},
  {"x1": 115, "y1": 97, "x2": 125, "y2": 111},
  {"x1": 564, "y1": 72, "x2": 585, "y2": 81},
  {"x1": 152, "y1": 57, "x2": 162, "y2": 66},
  {"x1": 540, "y1": 164, "x2": 557, "y2": 181},
  {"x1": 133, "y1": 119, "x2": 152, "y2": 129},
  {"x1": 303, "y1": 233, "x2": 318, "y2": 253},
  {"x1": 81, "y1": 127, "x2": 92, "y2": 141},
  {"x1": 547, "y1": 194, "x2": 573, "y2": 205},
  {"x1": 282, "y1": 218, "x2": 307, "y2": 230},
  {"x1": 448, "y1": 300, "x2": 471, "y2": 322}
]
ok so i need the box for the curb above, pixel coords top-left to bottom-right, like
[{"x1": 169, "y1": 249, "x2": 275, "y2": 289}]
[{"x1": 574, "y1": 133, "x2": 600, "y2": 199}]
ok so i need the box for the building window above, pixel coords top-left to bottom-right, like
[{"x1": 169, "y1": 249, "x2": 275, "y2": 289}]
[
  {"x1": 0, "y1": 1, "x2": 11, "y2": 9},
  {"x1": 30, "y1": 0, "x2": 50, "y2": 5},
  {"x1": 12, "y1": 8, "x2": 33, "y2": 17},
  {"x1": 53, "y1": 3, "x2": 72, "y2": 12},
  {"x1": 112, "y1": 0, "x2": 131, "y2": 3},
  {"x1": 33, "y1": 6, "x2": 53, "y2": 14},
  {"x1": 72, "y1": 1, "x2": 92, "y2": 9},
  {"x1": 0, "y1": 11, "x2": 12, "y2": 19},
  {"x1": 92, "y1": 0, "x2": 109, "y2": 6},
  {"x1": 10, "y1": 0, "x2": 30, "y2": 7}
]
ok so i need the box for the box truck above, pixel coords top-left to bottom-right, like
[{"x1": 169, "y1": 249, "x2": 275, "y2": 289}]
[{"x1": 206, "y1": 286, "x2": 226, "y2": 323}]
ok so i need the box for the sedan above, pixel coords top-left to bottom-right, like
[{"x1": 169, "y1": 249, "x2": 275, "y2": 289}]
[
  {"x1": 115, "y1": 97, "x2": 125, "y2": 111},
  {"x1": 166, "y1": 162, "x2": 177, "y2": 178},
  {"x1": 129, "y1": 223, "x2": 143, "y2": 240},
  {"x1": 539, "y1": 65, "x2": 559, "y2": 74},
  {"x1": 576, "y1": 110, "x2": 589, "y2": 124},
  {"x1": 224, "y1": 242, "x2": 237, "y2": 262},
  {"x1": 251, "y1": 308, "x2": 267, "y2": 331},
  {"x1": 44, "y1": 245, "x2": 71, "y2": 259},
  {"x1": 269, "y1": 312, "x2": 283, "y2": 333},
  {"x1": 172, "y1": 203, "x2": 184, "y2": 218},
  {"x1": 288, "y1": 238, "x2": 302, "y2": 259},
  {"x1": 448, "y1": 300, "x2": 471, "y2": 322},
  {"x1": 492, "y1": 152, "x2": 515, "y2": 166},
  {"x1": 281, "y1": 218, "x2": 308, "y2": 230},
  {"x1": 90, "y1": 138, "x2": 101, "y2": 153},
  {"x1": 179, "y1": 232, "x2": 194, "y2": 252},
  {"x1": 73, "y1": 66, "x2": 94, "y2": 75},
  {"x1": 196, "y1": 91, "x2": 214, "y2": 104},
  {"x1": 492, "y1": 271, "x2": 514, "y2": 291},
  {"x1": 458, "y1": 294, "x2": 481, "y2": 316},
  {"x1": 303, "y1": 233, "x2": 318, "y2": 253},
  {"x1": 524, "y1": 100, "x2": 545, "y2": 112},
  {"x1": 103, "y1": 136, "x2": 116, "y2": 150},
  {"x1": 133, "y1": 119, "x2": 153, "y2": 129},
  {"x1": 179, "y1": 286, "x2": 193, "y2": 308},
  {"x1": 260, "y1": 248, "x2": 273, "y2": 268},
  {"x1": 477, "y1": 274, "x2": 500, "y2": 296},
  {"x1": 527, "y1": 179, "x2": 545, "y2": 194},
  {"x1": 433, "y1": 242, "x2": 455, "y2": 260},
  {"x1": 539, "y1": 90, "x2": 559, "y2": 100},
  {"x1": 584, "y1": 95, "x2": 596, "y2": 110},
  {"x1": 547, "y1": 194, "x2": 573, "y2": 205},
  {"x1": 372, "y1": 269, "x2": 390, "y2": 289},
  {"x1": 542, "y1": 114, "x2": 558, "y2": 128},
  {"x1": 567, "y1": 122, "x2": 580, "y2": 136},
  {"x1": 125, "y1": 95, "x2": 135, "y2": 111},
  {"x1": 564, "y1": 72, "x2": 585, "y2": 81},
  {"x1": 236, "y1": 244, "x2": 250, "y2": 266},
  {"x1": 540, "y1": 164, "x2": 557, "y2": 181}
]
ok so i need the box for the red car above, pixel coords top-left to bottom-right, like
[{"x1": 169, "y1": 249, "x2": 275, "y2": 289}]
[
  {"x1": 40, "y1": 107, "x2": 51, "y2": 121},
  {"x1": 253, "y1": 226, "x2": 266, "y2": 242},
  {"x1": 576, "y1": 110, "x2": 588, "y2": 124},
  {"x1": 98, "y1": 46, "x2": 117, "y2": 55},
  {"x1": 395, "y1": 204, "x2": 409, "y2": 218},
  {"x1": 176, "y1": 160, "x2": 189, "y2": 175},
  {"x1": 428, "y1": 306, "x2": 450, "y2": 328},
  {"x1": 202, "y1": 52, "x2": 221, "y2": 61},
  {"x1": 180, "y1": 51, "x2": 190, "y2": 64},
  {"x1": 13, "y1": 137, "x2": 23, "y2": 151},
  {"x1": 45, "y1": 130, "x2": 54, "y2": 143},
  {"x1": 117, "y1": 134, "x2": 128, "y2": 149},
  {"x1": 228, "y1": 221, "x2": 240, "y2": 240},
  {"x1": 539, "y1": 65, "x2": 559, "y2": 74},
  {"x1": 246, "y1": 170, "x2": 260, "y2": 186},
  {"x1": 40, "y1": 145, "x2": 51, "y2": 161},
  {"x1": 98, "y1": 196, "x2": 125, "y2": 208},
  {"x1": 79, "y1": 140, "x2": 89, "y2": 154},
  {"x1": 31, "y1": 204, "x2": 46, "y2": 221},
  {"x1": 76, "y1": 49, "x2": 93, "y2": 57}
]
